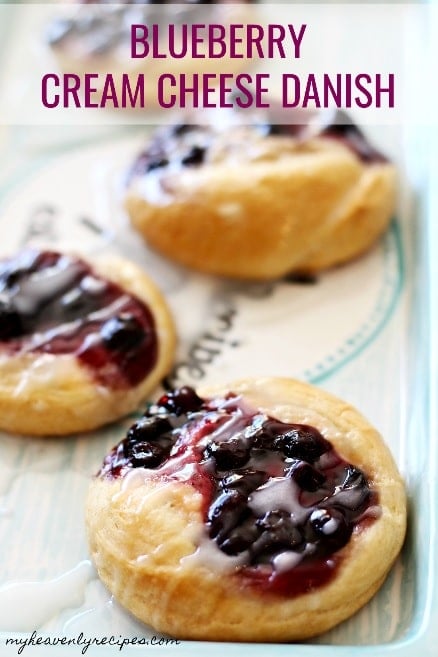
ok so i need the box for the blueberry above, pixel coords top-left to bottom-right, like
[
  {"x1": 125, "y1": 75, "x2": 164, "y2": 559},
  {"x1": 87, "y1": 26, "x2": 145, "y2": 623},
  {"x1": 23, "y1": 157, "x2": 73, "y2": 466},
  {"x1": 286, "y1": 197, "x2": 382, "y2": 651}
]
[
  {"x1": 105, "y1": 415, "x2": 174, "y2": 473},
  {"x1": 250, "y1": 420, "x2": 286, "y2": 451},
  {"x1": 256, "y1": 509, "x2": 292, "y2": 532},
  {"x1": 100, "y1": 314, "x2": 145, "y2": 352},
  {"x1": 320, "y1": 465, "x2": 371, "y2": 514},
  {"x1": 208, "y1": 490, "x2": 248, "y2": 540},
  {"x1": 147, "y1": 158, "x2": 169, "y2": 172},
  {"x1": 158, "y1": 386, "x2": 204, "y2": 416},
  {"x1": 221, "y1": 469, "x2": 269, "y2": 495},
  {"x1": 0, "y1": 250, "x2": 41, "y2": 290},
  {"x1": 252, "y1": 510, "x2": 303, "y2": 558},
  {"x1": 129, "y1": 440, "x2": 168, "y2": 468},
  {"x1": 126, "y1": 416, "x2": 173, "y2": 445},
  {"x1": 172, "y1": 124, "x2": 193, "y2": 137},
  {"x1": 125, "y1": 420, "x2": 174, "y2": 465},
  {"x1": 286, "y1": 460, "x2": 326, "y2": 492},
  {"x1": 251, "y1": 428, "x2": 276, "y2": 451},
  {"x1": 262, "y1": 124, "x2": 285, "y2": 136},
  {"x1": 309, "y1": 508, "x2": 352, "y2": 551},
  {"x1": 205, "y1": 435, "x2": 250, "y2": 470},
  {"x1": 280, "y1": 424, "x2": 330, "y2": 462},
  {"x1": 341, "y1": 466, "x2": 367, "y2": 490},
  {"x1": 217, "y1": 517, "x2": 260, "y2": 555},
  {"x1": 0, "y1": 297, "x2": 23, "y2": 340},
  {"x1": 181, "y1": 145, "x2": 206, "y2": 167}
]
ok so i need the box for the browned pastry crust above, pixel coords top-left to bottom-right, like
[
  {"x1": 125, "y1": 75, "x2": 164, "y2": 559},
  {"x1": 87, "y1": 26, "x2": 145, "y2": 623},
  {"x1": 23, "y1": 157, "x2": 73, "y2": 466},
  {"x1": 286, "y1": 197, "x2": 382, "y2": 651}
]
[
  {"x1": 125, "y1": 130, "x2": 396, "y2": 280},
  {"x1": 86, "y1": 377, "x2": 406, "y2": 641},
  {"x1": 0, "y1": 255, "x2": 176, "y2": 436}
]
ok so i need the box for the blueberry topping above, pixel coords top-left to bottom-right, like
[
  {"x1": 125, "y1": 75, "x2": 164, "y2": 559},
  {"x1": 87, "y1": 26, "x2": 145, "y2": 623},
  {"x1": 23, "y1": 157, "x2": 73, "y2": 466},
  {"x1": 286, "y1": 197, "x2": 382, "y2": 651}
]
[
  {"x1": 250, "y1": 423, "x2": 279, "y2": 451},
  {"x1": 60, "y1": 287, "x2": 101, "y2": 320},
  {"x1": 46, "y1": 1, "x2": 253, "y2": 61},
  {"x1": 279, "y1": 425, "x2": 330, "y2": 462},
  {"x1": 322, "y1": 111, "x2": 387, "y2": 163},
  {"x1": 99, "y1": 387, "x2": 377, "y2": 594},
  {"x1": 172, "y1": 124, "x2": 193, "y2": 137},
  {"x1": 0, "y1": 249, "x2": 158, "y2": 388},
  {"x1": 205, "y1": 435, "x2": 251, "y2": 470},
  {"x1": 309, "y1": 508, "x2": 352, "y2": 551},
  {"x1": 181, "y1": 145, "x2": 206, "y2": 167},
  {"x1": 221, "y1": 469, "x2": 269, "y2": 495},
  {"x1": 208, "y1": 490, "x2": 248, "y2": 541},
  {"x1": 341, "y1": 465, "x2": 367, "y2": 490},
  {"x1": 129, "y1": 441, "x2": 169, "y2": 468},
  {"x1": 100, "y1": 315, "x2": 145, "y2": 352},
  {"x1": 126, "y1": 415, "x2": 173, "y2": 445},
  {"x1": 218, "y1": 517, "x2": 259, "y2": 556},
  {"x1": 286, "y1": 460, "x2": 326, "y2": 491},
  {"x1": 147, "y1": 158, "x2": 169, "y2": 172},
  {"x1": 258, "y1": 109, "x2": 387, "y2": 164},
  {"x1": 0, "y1": 297, "x2": 23, "y2": 340},
  {"x1": 0, "y1": 250, "x2": 42, "y2": 290},
  {"x1": 252, "y1": 510, "x2": 303, "y2": 557},
  {"x1": 157, "y1": 386, "x2": 204, "y2": 416},
  {"x1": 118, "y1": 416, "x2": 175, "y2": 468}
]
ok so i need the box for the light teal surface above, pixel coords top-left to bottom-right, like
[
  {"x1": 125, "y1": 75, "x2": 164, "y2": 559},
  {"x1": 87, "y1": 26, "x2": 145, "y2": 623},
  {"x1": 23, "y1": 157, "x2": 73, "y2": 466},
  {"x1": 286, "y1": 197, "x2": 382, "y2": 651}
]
[
  {"x1": 0, "y1": 129, "x2": 433, "y2": 657},
  {"x1": 0, "y1": 3, "x2": 436, "y2": 655}
]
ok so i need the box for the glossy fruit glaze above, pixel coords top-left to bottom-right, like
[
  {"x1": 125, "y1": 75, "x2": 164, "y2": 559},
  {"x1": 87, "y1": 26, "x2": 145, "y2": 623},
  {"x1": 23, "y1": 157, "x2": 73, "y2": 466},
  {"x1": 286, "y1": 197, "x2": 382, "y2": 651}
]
[
  {"x1": 129, "y1": 110, "x2": 387, "y2": 180},
  {"x1": 0, "y1": 249, "x2": 157, "y2": 388},
  {"x1": 100, "y1": 386, "x2": 378, "y2": 595}
]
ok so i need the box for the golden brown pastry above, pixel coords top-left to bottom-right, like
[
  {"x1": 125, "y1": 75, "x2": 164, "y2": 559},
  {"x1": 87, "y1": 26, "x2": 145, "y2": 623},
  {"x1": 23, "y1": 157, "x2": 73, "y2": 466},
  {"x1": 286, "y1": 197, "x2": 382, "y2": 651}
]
[
  {"x1": 86, "y1": 377, "x2": 406, "y2": 641},
  {"x1": 0, "y1": 248, "x2": 175, "y2": 435},
  {"x1": 125, "y1": 113, "x2": 396, "y2": 280}
]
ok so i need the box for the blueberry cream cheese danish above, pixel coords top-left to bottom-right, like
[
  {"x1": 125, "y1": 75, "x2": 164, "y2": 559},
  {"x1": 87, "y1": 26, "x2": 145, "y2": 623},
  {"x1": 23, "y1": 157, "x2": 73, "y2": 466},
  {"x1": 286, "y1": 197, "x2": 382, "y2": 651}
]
[
  {"x1": 125, "y1": 112, "x2": 397, "y2": 280},
  {"x1": 86, "y1": 378, "x2": 406, "y2": 641},
  {"x1": 0, "y1": 248, "x2": 175, "y2": 435},
  {"x1": 45, "y1": 1, "x2": 256, "y2": 108}
]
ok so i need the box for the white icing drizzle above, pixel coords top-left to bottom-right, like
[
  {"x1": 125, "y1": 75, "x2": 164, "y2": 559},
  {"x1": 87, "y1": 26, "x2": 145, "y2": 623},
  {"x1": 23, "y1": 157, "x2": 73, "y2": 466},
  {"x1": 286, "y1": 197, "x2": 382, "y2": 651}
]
[
  {"x1": 273, "y1": 551, "x2": 303, "y2": 573},
  {"x1": 330, "y1": 487, "x2": 366, "y2": 510},
  {"x1": 80, "y1": 274, "x2": 107, "y2": 295},
  {"x1": 249, "y1": 477, "x2": 310, "y2": 524},
  {"x1": 117, "y1": 467, "x2": 150, "y2": 494},
  {"x1": 106, "y1": 393, "x2": 376, "y2": 581},
  {"x1": 198, "y1": 410, "x2": 247, "y2": 445},
  {"x1": 21, "y1": 293, "x2": 131, "y2": 354},
  {"x1": 321, "y1": 517, "x2": 339, "y2": 535},
  {"x1": 0, "y1": 561, "x2": 94, "y2": 632},
  {"x1": 180, "y1": 536, "x2": 247, "y2": 574},
  {"x1": 12, "y1": 260, "x2": 81, "y2": 316}
]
